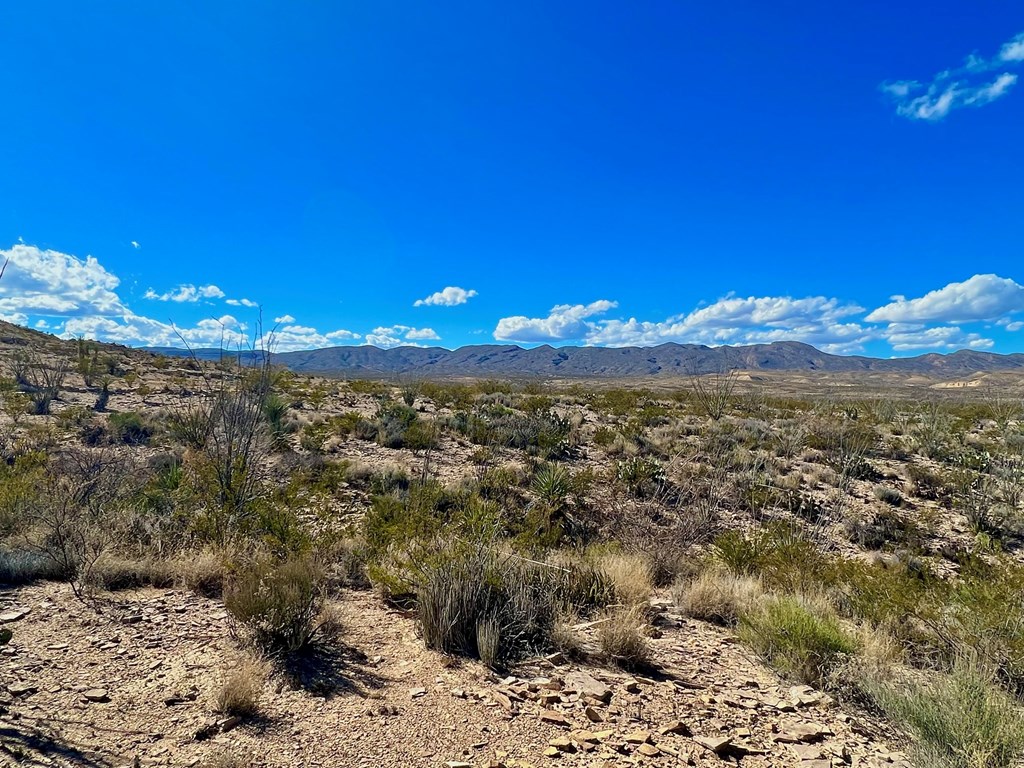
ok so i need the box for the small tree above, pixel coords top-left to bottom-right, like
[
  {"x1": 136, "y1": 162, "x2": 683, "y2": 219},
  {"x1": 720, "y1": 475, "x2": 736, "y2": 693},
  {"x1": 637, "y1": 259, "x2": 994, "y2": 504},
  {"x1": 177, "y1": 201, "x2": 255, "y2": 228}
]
[{"x1": 690, "y1": 369, "x2": 738, "y2": 420}]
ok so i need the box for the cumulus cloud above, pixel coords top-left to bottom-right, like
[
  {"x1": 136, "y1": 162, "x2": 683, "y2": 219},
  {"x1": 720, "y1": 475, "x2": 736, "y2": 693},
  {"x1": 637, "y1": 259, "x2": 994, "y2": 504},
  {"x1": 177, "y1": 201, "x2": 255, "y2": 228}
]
[
  {"x1": 494, "y1": 300, "x2": 618, "y2": 343},
  {"x1": 226, "y1": 297, "x2": 258, "y2": 308},
  {"x1": 63, "y1": 313, "x2": 250, "y2": 349},
  {"x1": 585, "y1": 295, "x2": 872, "y2": 353},
  {"x1": 414, "y1": 286, "x2": 478, "y2": 307},
  {"x1": 881, "y1": 324, "x2": 994, "y2": 351},
  {"x1": 131, "y1": 241, "x2": 140, "y2": 249},
  {"x1": 0, "y1": 242, "x2": 368, "y2": 353},
  {"x1": 144, "y1": 284, "x2": 226, "y2": 303},
  {"x1": 865, "y1": 274, "x2": 1024, "y2": 324},
  {"x1": 0, "y1": 243, "x2": 125, "y2": 317},
  {"x1": 365, "y1": 325, "x2": 441, "y2": 348},
  {"x1": 494, "y1": 296, "x2": 871, "y2": 353},
  {"x1": 882, "y1": 31, "x2": 1024, "y2": 120},
  {"x1": 270, "y1": 325, "x2": 361, "y2": 352}
]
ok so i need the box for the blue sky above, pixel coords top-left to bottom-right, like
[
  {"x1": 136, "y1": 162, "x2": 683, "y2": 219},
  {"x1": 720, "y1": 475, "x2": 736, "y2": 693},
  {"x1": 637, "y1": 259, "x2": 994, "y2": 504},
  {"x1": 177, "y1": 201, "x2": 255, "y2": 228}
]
[{"x1": 2, "y1": 2, "x2": 1024, "y2": 355}]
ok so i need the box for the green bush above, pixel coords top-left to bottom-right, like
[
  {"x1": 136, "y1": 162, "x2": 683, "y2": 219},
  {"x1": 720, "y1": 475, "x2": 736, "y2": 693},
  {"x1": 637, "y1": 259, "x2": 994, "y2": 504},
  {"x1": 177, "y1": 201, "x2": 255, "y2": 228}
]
[
  {"x1": 869, "y1": 662, "x2": 1024, "y2": 768},
  {"x1": 108, "y1": 411, "x2": 153, "y2": 445},
  {"x1": 224, "y1": 556, "x2": 324, "y2": 655},
  {"x1": 739, "y1": 595, "x2": 857, "y2": 687},
  {"x1": 615, "y1": 456, "x2": 664, "y2": 498},
  {"x1": 712, "y1": 524, "x2": 828, "y2": 593}
]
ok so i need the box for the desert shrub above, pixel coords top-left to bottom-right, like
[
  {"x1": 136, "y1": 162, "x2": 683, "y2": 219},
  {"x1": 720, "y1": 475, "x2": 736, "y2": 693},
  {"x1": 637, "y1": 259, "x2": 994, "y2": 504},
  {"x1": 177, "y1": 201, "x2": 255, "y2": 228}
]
[
  {"x1": 689, "y1": 371, "x2": 737, "y2": 420},
  {"x1": 739, "y1": 594, "x2": 857, "y2": 687},
  {"x1": 167, "y1": 402, "x2": 212, "y2": 448},
  {"x1": 672, "y1": 570, "x2": 765, "y2": 626},
  {"x1": 108, "y1": 411, "x2": 152, "y2": 445},
  {"x1": 873, "y1": 484, "x2": 903, "y2": 506},
  {"x1": 712, "y1": 524, "x2": 828, "y2": 593},
  {"x1": 0, "y1": 548, "x2": 66, "y2": 585},
  {"x1": 446, "y1": 404, "x2": 574, "y2": 459},
  {"x1": 263, "y1": 392, "x2": 290, "y2": 446},
  {"x1": 868, "y1": 662, "x2": 1024, "y2": 768},
  {"x1": 0, "y1": 454, "x2": 44, "y2": 536},
  {"x1": 84, "y1": 554, "x2": 177, "y2": 591},
  {"x1": 373, "y1": 402, "x2": 418, "y2": 447},
  {"x1": 20, "y1": 448, "x2": 138, "y2": 595},
  {"x1": 177, "y1": 549, "x2": 230, "y2": 597},
  {"x1": 946, "y1": 558, "x2": 1024, "y2": 695},
  {"x1": 597, "y1": 605, "x2": 652, "y2": 670},
  {"x1": 347, "y1": 379, "x2": 390, "y2": 397},
  {"x1": 414, "y1": 543, "x2": 607, "y2": 669},
  {"x1": 907, "y1": 463, "x2": 953, "y2": 504},
  {"x1": 953, "y1": 467, "x2": 1023, "y2": 541},
  {"x1": 532, "y1": 463, "x2": 572, "y2": 510},
  {"x1": 845, "y1": 507, "x2": 920, "y2": 550},
  {"x1": 224, "y1": 556, "x2": 325, "y2": 655},
  {"x1": 476, "y1": 465, "x2": 527, "y2": 504},
  {"x1": 615, "y1": 456, "x2": 665, "y2": 498},
  {"x1": 215, "y1": 656, "x2": 268, "y2": 718},
  {"x1": 593, "y1": 426, "x2": 617, "y2": 447},
  {"x1": 13, "y1": 353, "x2": 68, "y2": 415},
  {"x1": 368, "y1": 465, "x2": 411, "y2": 495},
  {"x1": 830, "y1": 557, "x2": 942, "y2": 647}
]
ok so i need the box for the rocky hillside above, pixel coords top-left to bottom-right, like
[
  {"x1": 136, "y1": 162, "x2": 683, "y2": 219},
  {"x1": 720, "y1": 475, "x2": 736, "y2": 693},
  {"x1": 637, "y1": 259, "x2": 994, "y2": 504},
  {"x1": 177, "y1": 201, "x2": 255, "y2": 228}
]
[{"x1": 144, "y1": 339, "x2": 1024, "y2": 378}]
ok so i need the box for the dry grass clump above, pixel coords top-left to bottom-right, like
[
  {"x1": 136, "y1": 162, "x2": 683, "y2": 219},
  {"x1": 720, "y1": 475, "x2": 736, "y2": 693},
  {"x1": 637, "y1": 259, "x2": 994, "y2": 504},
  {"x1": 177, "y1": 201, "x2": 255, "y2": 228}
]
[
  {"x1": 214, "y1": 655, "x2": 269, "y2": 718},
  {"x1": 597, "y1": 604, "x2": 652, "y2": 671},
  {"x1": 672, "y1": 570, "x2": 765, "y2": 625},
  {"x1": 550, "y1": 611, "x2": 586, "y2": 660},
  {"x1": 594, "y1": 551, "x2": 654, "y2": 606}
]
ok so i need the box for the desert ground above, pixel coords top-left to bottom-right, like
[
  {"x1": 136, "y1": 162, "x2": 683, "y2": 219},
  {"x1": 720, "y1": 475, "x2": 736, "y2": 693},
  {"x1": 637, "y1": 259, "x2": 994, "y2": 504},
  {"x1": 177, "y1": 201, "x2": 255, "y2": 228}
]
[{"x1": 3, "y1": 323, "x2": 1024, "y2": 767}]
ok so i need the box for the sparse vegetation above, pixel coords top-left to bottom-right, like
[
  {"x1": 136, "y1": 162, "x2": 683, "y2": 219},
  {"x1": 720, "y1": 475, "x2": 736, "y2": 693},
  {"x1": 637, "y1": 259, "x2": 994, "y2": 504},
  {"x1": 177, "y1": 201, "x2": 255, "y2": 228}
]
[{"x1": 6, "y1": 328, "x2": 1024, "y2": 765}]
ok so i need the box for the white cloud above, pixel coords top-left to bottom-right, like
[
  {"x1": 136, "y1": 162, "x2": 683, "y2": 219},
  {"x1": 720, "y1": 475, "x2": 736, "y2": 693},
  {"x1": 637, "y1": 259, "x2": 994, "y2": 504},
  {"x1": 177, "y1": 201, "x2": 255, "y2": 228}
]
[
  {"x1": 269, "y1": 325, "x2": 361, "y2": 352},
  {"x1": 365, "y1": 325, "x2": 440, "y2": 348},
  {"x1": 586, "y1": 295, "x2": 872, "y2": 353},
  {"x1": 494, "y1": 295, "x2": 870, "y2": 353},
  {"x1": 144, "y1": 283, "x2": 225, "y2": 303},
  {"x1": 274, "y1": 314, "x2": 296, "y2": 324},
  {"x1": 63, "y1": 312, "x2": 250, "y2": 349},
  {"x1": 405, "y1": 327, "x2": 440, "y2": 340},
  {"x1": 1000, "y1": 32, "x2": 1024, "y2": 62},
  {"x1": 881, "y1": 324, "x2": 994, "y2": 351},
  {"x1": 226, "y1": 297, "x2": 258, "y2": 308},
  {"x1": 0, "y1": 244, "x2": 125, "y2": 317},
  {"x1": 131, "y1": 241, "x2": 140, "y2": 249},
  {"x1": 494, "y1": 300, "x2": 618, "y2": 342},
  {"x1": 866, "y1": 274, "x2": 1024, "y2": 324},
  {"x1": 414, "y1": 286, "x2": 478, "y2": 307},
  {"x1": 882, "y1": 31, "x2": 1024, "y2": 120}
]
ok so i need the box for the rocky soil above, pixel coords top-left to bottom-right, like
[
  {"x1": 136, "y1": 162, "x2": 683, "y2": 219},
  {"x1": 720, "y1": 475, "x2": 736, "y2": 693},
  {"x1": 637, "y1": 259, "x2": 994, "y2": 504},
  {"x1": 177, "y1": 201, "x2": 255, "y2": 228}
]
[{"x1": 1, "y1": 584, "x2": 908, "y2": 768}]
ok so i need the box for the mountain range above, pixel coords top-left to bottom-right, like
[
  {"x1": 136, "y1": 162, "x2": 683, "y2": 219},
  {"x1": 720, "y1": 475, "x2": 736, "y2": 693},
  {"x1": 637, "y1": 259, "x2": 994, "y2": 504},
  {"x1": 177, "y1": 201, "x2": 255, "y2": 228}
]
[{"x1": 138, "y1": 340, "x2": 1024, "y2": 378}]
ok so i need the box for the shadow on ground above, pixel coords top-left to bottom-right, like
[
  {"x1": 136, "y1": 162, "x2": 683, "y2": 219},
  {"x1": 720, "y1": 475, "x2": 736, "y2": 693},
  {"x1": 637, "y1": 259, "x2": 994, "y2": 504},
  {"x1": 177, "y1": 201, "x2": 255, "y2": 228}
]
[{"x1": 281, "y1": 637, "x2": 390, "y2": 697}]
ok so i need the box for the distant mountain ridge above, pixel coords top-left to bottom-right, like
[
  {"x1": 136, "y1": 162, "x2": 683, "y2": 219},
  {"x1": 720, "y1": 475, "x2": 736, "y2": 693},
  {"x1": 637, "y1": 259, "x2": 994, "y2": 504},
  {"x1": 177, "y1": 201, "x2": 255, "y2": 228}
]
[{"x1": 139, "y1": 340, "x2": 1024, "y2": 377}]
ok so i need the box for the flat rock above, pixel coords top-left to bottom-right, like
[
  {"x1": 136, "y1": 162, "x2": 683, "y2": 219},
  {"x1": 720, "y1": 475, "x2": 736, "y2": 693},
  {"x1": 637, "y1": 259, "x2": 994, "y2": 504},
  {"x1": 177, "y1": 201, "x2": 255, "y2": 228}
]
[
  {"x1": 540, "y1": 710, "x2": 571, "y2": 727},
  {"x1": 694, "y1": 735, "x2": 732, "y2": 754},
  {"x1": 0, "y1": 608, "x2": 29, "y2": 623},
  {"x1": 83, "y1": 688, "x2": 109, "y2": 702},
  {"x1": 8, "y1": 681, "x2": 37, "y2": 697},
  {"x1": 564, "y1": 671, "x2": 612, "y2": 703}
]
